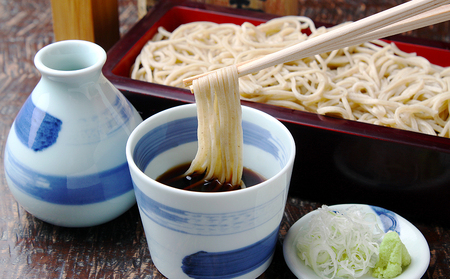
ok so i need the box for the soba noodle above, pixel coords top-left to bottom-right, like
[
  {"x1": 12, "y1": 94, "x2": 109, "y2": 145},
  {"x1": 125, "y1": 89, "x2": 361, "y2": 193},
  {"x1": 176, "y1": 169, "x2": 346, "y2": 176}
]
[
  {"x1": 185, "y1": 65, "x2": 244, "y2": 188},
  {"x1": 131, "y1": 16, "x2": 450, "y2": 137}
]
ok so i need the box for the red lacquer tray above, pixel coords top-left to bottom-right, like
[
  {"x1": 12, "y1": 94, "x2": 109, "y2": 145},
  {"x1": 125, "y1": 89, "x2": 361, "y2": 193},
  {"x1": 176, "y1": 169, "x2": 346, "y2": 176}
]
[{"x1": 104, "y1": 0, "x2": 450, "y2": 225}]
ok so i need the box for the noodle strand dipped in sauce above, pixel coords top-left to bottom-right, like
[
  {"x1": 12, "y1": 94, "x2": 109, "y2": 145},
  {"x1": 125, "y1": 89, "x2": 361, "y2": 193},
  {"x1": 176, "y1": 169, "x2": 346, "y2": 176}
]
[
  {"x1": 157, "y1": 162, "x2": 264, "y2": 192},
  {"x1": 131, "y1": 17, "x2": 450, "y2": 138},
  {"x1": 157, "y1": 65, "x2": 246, "y2": 192},
  {"x1": 187, "y1": 65, "x2": 243, "y2": 189}
]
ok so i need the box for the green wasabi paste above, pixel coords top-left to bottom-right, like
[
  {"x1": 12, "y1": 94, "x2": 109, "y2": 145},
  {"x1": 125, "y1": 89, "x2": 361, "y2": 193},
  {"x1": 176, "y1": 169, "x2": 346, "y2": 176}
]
[{"x1": 372, "y1": 231, "x2": 411, "y2": 278}]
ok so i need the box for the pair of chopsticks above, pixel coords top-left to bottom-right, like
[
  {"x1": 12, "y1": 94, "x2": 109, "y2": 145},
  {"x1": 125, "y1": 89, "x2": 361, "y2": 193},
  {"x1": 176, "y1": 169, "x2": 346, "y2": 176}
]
[{"x1": 183, "y1": 0, "x2": 450, "y2": 86}]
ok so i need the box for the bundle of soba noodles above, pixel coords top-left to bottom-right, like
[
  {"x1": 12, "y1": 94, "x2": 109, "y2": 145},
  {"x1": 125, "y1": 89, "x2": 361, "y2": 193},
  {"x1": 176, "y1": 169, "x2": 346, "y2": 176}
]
[
  {"x1": 186, "y1": 65, "x2": 244, "y2": 190},
  {"x1": 131, "y1": 16, "x2": 450, "y2": 137}
]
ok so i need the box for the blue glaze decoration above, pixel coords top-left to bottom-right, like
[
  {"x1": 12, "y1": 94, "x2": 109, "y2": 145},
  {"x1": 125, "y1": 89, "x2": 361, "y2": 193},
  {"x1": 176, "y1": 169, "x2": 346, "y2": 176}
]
[
  {"x1": 370, "y1": 205, "x2": 400, "y2": 234},
  {"x1": 133, "y1": 116, "x2": 287, "y2": 172},
  {"x1": 181, "y1": 228, "x2": 278, "y2": 278},
  {"x1": 134, "y1": 118, "x2": 198, "y2": 171},
  {"x1": 74, "y1": 95, "x2": 135, "y2": 145},
  {"x1": 134, "y1": 184, "x2": 285, "y2": 236},
  {"x1": 15, "y1": 97, "x2": 62, "y2": 151},
  {"x1": 4, "y1": 147, "x2": 133, "y2": 205},
  {"x1": 243, "y1": 121, "x2": 287, "y2": 165}
]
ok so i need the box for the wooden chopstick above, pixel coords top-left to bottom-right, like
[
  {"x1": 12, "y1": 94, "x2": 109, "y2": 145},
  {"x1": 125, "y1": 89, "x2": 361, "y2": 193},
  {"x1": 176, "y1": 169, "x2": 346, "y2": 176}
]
[
  {"x1": 236, "y1": 0, "x2": 449, "y2": 77},
  {"x1": 183, "y1": 0, "x2": 450, "y2": 86},
  {"x1": 355, "y1": 4, "x2": 450, "y2": 43},
  {"x1": 295, "y1": 3, "x2": 450, "y2": 60}
]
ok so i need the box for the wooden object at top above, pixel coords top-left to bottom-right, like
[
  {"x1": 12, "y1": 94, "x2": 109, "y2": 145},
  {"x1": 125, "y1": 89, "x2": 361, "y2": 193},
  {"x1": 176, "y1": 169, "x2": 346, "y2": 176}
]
[
  {"x1": 137, "y1": 0, "x2": 299, "y2": 18},
  {"x1": 50, "y1": 0, "x2": 120, "y2": 51}
]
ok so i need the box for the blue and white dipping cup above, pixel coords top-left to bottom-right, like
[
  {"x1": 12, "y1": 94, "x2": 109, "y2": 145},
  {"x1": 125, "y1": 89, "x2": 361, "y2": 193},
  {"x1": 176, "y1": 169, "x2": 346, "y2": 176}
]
[{"x1": 126, "y1": 104, "x2": 296, "y2": 278}]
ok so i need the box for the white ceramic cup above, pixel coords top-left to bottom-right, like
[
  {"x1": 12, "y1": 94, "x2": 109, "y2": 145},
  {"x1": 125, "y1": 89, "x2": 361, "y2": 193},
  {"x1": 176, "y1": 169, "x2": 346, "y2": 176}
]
[{"x1": 126, "y1": 104, "x2": 295, "y2": 278}]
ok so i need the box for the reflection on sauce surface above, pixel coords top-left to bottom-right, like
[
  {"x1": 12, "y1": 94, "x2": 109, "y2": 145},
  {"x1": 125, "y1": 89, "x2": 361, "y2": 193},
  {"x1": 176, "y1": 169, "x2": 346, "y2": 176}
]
[{"x1": 157, "y1": 162, "x2": 265, "y2": 192}]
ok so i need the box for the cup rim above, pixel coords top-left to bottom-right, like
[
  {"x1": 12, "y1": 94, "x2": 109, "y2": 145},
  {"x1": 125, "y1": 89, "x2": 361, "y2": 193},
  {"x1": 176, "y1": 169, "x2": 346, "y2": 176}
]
[{"x1": 126, "y1": 104, "x2": 296, "y2": 197}]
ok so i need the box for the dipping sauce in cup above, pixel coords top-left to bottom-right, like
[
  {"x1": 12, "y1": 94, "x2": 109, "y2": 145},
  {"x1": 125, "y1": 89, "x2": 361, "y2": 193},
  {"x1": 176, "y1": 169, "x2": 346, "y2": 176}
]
[{"x1": 126, "y1": 104, "x2": 295, "y2": 278}]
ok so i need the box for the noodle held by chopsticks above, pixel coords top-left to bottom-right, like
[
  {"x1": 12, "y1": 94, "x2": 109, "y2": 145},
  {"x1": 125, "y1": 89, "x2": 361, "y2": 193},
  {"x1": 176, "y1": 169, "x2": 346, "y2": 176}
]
[{"x1": 185, "y1": 65, "x2": 244, "y2": 188}]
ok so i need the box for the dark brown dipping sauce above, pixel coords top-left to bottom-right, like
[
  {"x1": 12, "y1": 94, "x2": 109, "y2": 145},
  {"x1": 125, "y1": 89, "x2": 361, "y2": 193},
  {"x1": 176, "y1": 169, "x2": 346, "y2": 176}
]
[{"x1": 156, "y1": 162, "x2": 266, "y2": 192}]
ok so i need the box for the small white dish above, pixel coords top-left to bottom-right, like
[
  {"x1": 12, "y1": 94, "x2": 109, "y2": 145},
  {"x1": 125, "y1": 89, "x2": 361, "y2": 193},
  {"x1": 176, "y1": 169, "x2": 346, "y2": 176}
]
[{"x1": 283, "y1": 204, "x2": 430, "y2": 279}]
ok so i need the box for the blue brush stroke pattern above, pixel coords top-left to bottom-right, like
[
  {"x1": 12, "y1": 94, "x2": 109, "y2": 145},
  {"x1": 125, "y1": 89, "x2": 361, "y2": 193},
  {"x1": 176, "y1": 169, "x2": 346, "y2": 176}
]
[
  {"x1": 133, "y1": 116, "x2": 286, "y2": 172},
  {"x1": 15, "y1": 97, "x2": 62, "y2": 151},
  {"x1": 134, "y1": 185, "x2": 285, "y2": 236},
  {"x1": 370, "y1": 205, "x2": 400, "y2": 234},
  {"x1": 74, "y1": 95, "x2": 135, "y2": 145},
  {"x1": 134, "y1": 118, "x2": 197, "y2": 171},
  {"x1": 4, "y1": 147, "x2": 133, "y2": 205},
  {"x1": 181, "y1": 228, "x2": 278, "y2": 278}
]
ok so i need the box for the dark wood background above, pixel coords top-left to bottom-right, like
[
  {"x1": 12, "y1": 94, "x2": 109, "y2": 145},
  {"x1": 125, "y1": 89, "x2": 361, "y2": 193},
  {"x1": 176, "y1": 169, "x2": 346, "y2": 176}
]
[{"x1": 1, "y1": 0, "x2": 449, "y2": 278}]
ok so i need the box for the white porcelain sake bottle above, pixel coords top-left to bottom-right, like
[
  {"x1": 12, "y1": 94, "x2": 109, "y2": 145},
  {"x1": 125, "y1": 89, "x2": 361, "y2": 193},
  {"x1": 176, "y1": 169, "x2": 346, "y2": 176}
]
[{"x1": 4, "y1": 40, "x2": 143, "y2": 227}]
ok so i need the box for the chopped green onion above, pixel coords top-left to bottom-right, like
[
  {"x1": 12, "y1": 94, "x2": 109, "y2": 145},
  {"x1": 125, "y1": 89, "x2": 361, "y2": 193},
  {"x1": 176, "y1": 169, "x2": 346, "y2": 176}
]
[{"x1": 296, "y1": 205, "x2": 384, "y2": 278}]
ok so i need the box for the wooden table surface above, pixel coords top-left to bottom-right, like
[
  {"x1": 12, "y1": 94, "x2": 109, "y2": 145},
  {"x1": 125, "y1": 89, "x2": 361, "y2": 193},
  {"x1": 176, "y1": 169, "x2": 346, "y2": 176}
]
[{"x1": 1, "y1": 0, "x2": 449, "y2": 278}]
